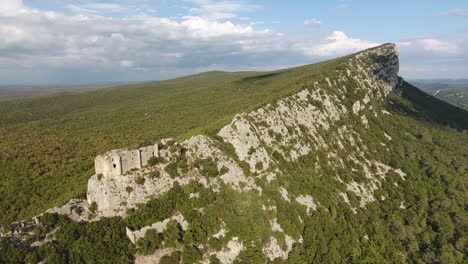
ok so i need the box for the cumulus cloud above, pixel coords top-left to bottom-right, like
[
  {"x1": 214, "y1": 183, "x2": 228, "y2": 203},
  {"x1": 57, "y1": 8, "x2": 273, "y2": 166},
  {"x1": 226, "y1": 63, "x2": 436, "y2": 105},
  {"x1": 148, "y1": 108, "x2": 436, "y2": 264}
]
[
  {"x1": 0, "y1": 7, "x2": 290, "y2": 84},
  {"x1": 0, "y1": 0, "x2": 24, "y2": 15},
  {"x1": 397, "y1": 38, "x2": 467, "y2": 78},
  {"x1": 0, "y1": 0, "x2": 391, "y2": 84},
  {"x1": 300, "y1": 31, "x2": 380, "y2": 57},
  {"x1": 1, "y1": 1, "x2": 464, "y2": 84},
  {"x1": 398, "y1": 38, "x2": 458, "y2": 54}
]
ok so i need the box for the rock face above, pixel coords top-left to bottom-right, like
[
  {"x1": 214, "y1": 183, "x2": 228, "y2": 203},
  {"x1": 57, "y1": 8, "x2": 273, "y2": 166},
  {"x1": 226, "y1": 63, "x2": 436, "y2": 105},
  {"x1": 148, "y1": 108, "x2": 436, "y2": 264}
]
[{"x1": 83, "y1": 44, "x2": 407, "y2": 263}]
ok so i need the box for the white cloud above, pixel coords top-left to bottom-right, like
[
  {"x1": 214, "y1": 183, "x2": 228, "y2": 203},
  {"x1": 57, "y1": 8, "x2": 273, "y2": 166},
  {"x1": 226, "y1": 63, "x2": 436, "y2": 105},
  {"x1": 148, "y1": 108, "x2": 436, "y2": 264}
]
[
  {"x1": 420, "y1": 39, "x2": 458, "y2": 53},
  {"x1": 398, "y1": 38, "x2": 458, "y2": 54},
  {"x1": 400, "y1": 66, "x2": 449, "y2": 74},
  {"x1": 304, "y1": 18, "x2": 321, "y2": 26},
  {"x1": 5, "y1": 2, "x2": 464, "y2": 83},
  {"x1": 397, "y1": 38, "x2": 467, "y2": 78},
  {"x1": 183, "y1": 0, "x2": 260, "y2": 20},
  {"x1": 120, "y1": 60, "x2": 135, "y2": 67},
  {"x1": 0, "y1": 6, "x2": 295, "y2": 84},
  {"x1": 67, "y1": 3, "x2": 125, "y2": 14},
  {"x1": 300, "y1": 31, "x2": 379, "y2": 57},
  {"x1": 437, "y1": 8, "x2": 468, "y2": 17},
  {"x1": 0, "y1": 0, "x2": 24, "y2": 15}
]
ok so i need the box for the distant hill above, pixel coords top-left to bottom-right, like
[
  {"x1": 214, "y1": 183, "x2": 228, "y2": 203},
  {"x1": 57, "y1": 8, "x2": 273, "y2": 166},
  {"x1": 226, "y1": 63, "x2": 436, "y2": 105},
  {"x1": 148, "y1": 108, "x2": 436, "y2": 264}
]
[
  {"x1": 409, "y1": 79, "x2": 468, "y2": 110},
  {"x1": 0, "y1": 84, "x2": 125, "y2": 102}
]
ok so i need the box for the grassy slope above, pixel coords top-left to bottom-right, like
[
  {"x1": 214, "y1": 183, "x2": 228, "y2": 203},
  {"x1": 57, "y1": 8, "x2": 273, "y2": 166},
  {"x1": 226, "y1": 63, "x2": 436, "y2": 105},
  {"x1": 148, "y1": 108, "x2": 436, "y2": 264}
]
[{"x1": 0, "y1": 55, "x2": 347, "y2": 225}]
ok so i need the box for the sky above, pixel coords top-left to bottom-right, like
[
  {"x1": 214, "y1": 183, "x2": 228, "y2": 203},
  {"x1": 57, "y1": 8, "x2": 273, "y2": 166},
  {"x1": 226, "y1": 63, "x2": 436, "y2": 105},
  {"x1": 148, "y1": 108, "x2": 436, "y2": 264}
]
[{"x1": 0, "y1": 0, "x2": 467, "y2": 85}]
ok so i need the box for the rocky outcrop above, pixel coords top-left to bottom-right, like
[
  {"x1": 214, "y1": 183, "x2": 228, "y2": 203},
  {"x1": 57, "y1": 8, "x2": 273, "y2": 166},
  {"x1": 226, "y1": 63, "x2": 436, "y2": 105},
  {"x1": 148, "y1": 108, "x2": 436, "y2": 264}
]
[{"x1": 126, "y1": 213, "x2": 188, "y2": 244}]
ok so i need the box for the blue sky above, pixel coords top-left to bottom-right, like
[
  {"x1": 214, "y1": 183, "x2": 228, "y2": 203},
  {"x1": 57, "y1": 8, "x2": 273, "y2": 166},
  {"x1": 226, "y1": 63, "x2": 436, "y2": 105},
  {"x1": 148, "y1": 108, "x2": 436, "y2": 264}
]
[{"x1": 0, "y1": 0, "x2": 467, "y2": 84}]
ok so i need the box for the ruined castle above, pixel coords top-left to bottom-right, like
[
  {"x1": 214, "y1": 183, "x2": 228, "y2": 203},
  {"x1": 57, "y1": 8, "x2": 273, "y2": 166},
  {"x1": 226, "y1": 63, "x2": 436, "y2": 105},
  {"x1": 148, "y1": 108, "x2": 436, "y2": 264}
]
[
  {"x1": 94, "y1": 138, "x2": 177, "y2": 177},
  {"x1": 94, "y1": 144, "x2": 159, "y2": 177}
]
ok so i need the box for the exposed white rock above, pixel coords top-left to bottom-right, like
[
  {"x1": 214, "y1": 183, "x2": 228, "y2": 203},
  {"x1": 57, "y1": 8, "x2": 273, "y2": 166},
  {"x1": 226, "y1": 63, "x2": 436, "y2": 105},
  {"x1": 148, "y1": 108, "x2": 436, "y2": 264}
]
[
  {"x1": 270, "y1": 218, "x2": 284, "y2": 233},
  {"x1": 352, "y1": 101, "x2": 362, "y2": 114},
  {"x1": 189, "y1": 192, "x2": 200, "y2": 198},
  {"x1": 126, "y1": 213, "x2": 188, "y2": 244},
  {"x1": 45, "y1": 199, "x2": 92, "y2": 222},
  {"x1": 346, "y1": 181, "x2": 375, "y2": 207},
  {"x1": 384, "y1": 132, "x2": 392, "y2": 140},
  {"x1": 399, "y1": 201, "x2": 406, "y2": 209},
  {"x1": 394, "y1": 168, "x2": 406, "y2": 180},
  {"x1": 279, "y1": 187, "x2": 291, "y2": 202},
  {"x1": 213, "y1": 225, "x2": 227, "y2": 239},
  {"x1": 215, "y1": 237, "x2": 243, "y2": 264},
  {"x1": 135, "y1": 248, "x2": 176, "y2": 264},
  {"x1": 87, "y1": 165, "x2": 205, "y2": 217},
  {"x1": 361, "y1": 115, "x2": 369, "y2": 128},
  {"x1": 31, "y1": 228, "x2": 57, "y2": 248},
  {"x1": 263, "y1": 235, "x2": 298, "y2": 261},
  {"x1": 183, "y1": 135, "x2": 261, "y2": 193},
  {"x1": 295, "y1": 195, "x2": 317, "y2": 214},
  {"x1": 339, "y1": 192, "x2": 350, "y2": 204}
]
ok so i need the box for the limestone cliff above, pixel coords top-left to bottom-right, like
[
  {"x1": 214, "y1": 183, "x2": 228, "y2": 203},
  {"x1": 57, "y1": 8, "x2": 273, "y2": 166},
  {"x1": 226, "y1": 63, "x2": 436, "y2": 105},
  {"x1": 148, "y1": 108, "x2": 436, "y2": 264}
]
[{"x1": 83, "y1": 44, "x2": 407, "y2": 262}]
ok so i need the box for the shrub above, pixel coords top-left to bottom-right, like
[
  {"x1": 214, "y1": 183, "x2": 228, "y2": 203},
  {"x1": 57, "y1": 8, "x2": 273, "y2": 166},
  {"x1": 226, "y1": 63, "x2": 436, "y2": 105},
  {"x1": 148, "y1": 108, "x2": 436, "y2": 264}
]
[
  {"x1": 160, "y1": 252, "x2": 182, "y2": 264},
  {"x1": 148, "y1": 170, "x2": 161, "y2": 179},
  {"x1": 147, "y1": 156, "x2": 160, "y2": 167},
  {"x1": 164, "y1": 220, "x2": 184, "y2": 247},
  {"x1": 182, "y1": 246, "x2": 202, "y2": 264},
  {"x1": 89, "y1": 202, "x2": 98, "y2": 214},
  {"x1": 220, "y1": 166, "x2": 229, "y2": 175},
  {"x1": 135, "y1": 177, "x2": 145, "y2": 185},
  {"x1": 248, "y1": 147, "x2": 255, "y2": 155},
  {"x1": 239, "y1": 161, "x2": 251, "y2": 176},
  {"x1": 136, "y1": 229, "x2": 164, "y2": 255},
  {"x1": 38, "y1": 213, "x2": 60, "y2": 233},
  {"x1": 208, "y1": 238, "x2": 223, "y2": 251},
  {"x1": 165, "y1": 162, "x2": 179, "y2": 178},
  {"x1": 97, "y1": 173, "x2": 103, "y2": 180},
  {"x1": 194, "y1": 158, "x2": 219, "y2": 178},
  {"x1": 255, "y1": 161, "x2": 263, "y2": 170},
  {"x1": 126, "y1": 186, "x2": 134, "y2": 193},
  {"x1": 209, "y1": 255, "x2": 221, "y2": 264}
]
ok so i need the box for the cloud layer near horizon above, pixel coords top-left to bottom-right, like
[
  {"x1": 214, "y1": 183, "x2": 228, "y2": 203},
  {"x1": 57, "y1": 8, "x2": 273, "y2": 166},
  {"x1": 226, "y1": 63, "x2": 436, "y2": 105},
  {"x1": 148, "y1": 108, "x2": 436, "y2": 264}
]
[{"x1": 0, "y1": 1, "x2": 465, "y2": 84}]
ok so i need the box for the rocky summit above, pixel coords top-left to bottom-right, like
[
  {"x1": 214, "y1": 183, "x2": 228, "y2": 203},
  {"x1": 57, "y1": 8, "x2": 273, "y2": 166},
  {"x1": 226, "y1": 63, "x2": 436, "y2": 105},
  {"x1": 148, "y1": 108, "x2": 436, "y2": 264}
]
[{"x1": 1, "y1": 44, "x2": 467, "y2": 264}]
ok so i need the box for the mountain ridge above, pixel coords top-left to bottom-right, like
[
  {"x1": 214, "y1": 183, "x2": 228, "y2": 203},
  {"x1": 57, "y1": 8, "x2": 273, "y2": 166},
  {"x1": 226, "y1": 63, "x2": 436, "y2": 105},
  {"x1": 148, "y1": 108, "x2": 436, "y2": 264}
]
[{"x1": 1, "y1": 43, "x2": 467, "y2": 264}]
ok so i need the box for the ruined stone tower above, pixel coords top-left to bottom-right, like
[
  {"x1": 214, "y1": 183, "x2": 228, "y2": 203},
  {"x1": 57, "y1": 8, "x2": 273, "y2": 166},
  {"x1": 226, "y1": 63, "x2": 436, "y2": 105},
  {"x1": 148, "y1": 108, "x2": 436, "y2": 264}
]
[{"x1": 94, "y1": 144, "x2": 159, "y2": 177}]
